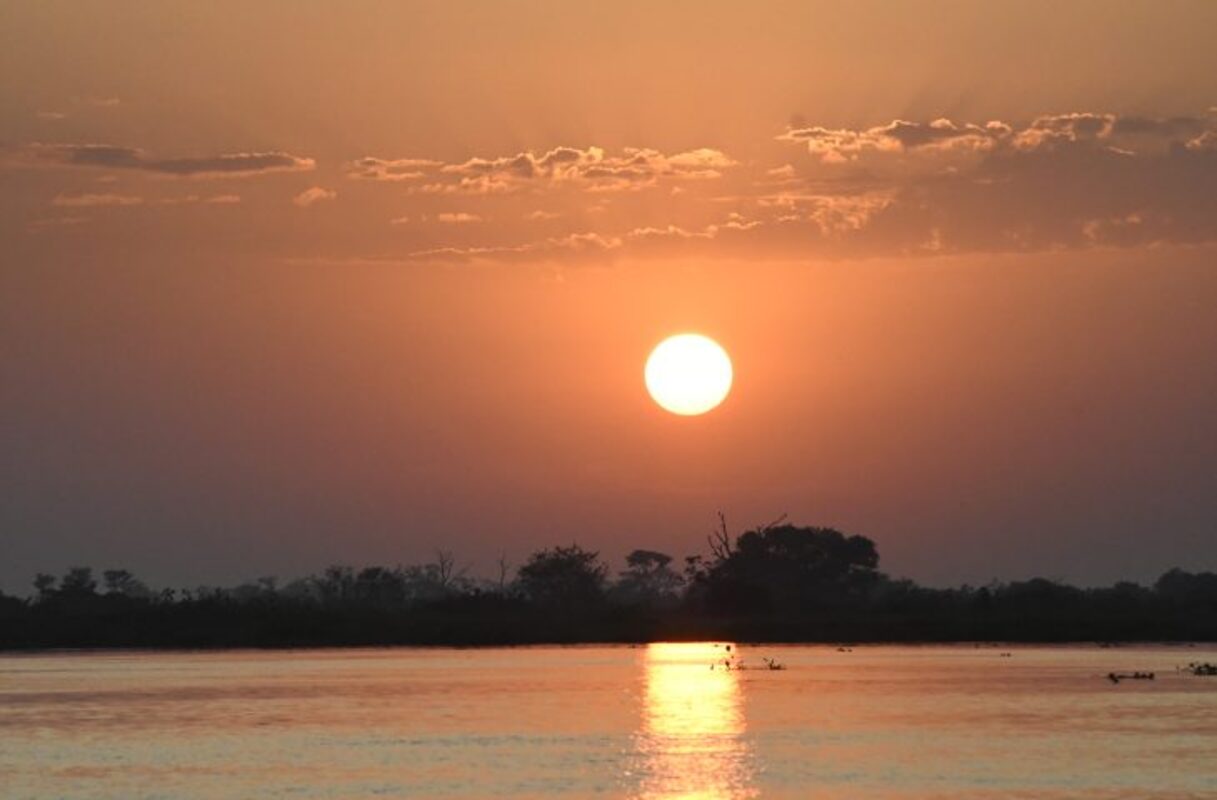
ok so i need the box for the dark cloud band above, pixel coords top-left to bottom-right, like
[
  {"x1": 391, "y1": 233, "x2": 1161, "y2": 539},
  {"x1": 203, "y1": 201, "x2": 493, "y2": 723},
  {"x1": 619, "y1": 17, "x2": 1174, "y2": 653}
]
[{"x1": 26, "y1": 144, "x2": 315, "y2": 177}]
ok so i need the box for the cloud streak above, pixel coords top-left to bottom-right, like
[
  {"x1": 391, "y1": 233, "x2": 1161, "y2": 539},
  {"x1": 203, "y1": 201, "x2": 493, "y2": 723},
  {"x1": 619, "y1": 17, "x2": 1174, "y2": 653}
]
[
  {"x1": 436, "y1": 212, "x2": 482, "y2": 223},
  {"x1": 52, "y1": 192, "x2": 144, "y2": 207},
  {"x1": 351, "y1": 146, "x2": 736, "y2": 193},
  {"x1": 347, "y1": 157, "x2": 440, "y2": 181},
  {"x1": 22, "y1": 144, "x2": 315, "y2": 177},
  {"x1": 293, "y1": 186, "x2": 337, "y2": 207},
  {"x1": 49, "y1": 192, "x2": 243, "y2": 208}
]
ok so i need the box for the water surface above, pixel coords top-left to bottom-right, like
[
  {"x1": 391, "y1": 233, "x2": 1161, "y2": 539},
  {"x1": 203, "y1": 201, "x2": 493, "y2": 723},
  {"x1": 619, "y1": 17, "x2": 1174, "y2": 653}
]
[{"x1": 2, "y1": 644, "x2": 1214, "y2": 798}]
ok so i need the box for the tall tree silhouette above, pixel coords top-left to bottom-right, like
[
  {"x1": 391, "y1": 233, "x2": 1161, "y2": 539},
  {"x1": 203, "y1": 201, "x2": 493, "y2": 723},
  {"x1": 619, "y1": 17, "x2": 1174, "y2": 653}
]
[
  {"x1": 517, "y1": 545, "x2": 607, "y2": 608},
  {"x1": 693, "y1": 524, "x2": 880, "y2": 613},
  {"x1": 59, "y1": 567, "x2": 98, "y2": 597},
  {"x1": 615, "y1": 550, "x2": 683, "y2": 606}
]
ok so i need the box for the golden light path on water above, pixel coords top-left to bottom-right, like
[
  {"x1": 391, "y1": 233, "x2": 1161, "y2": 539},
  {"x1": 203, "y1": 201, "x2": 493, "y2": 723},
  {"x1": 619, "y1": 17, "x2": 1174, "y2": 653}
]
[{"x1": 635, "y1": 642, "x2": 756, "y2": 799}]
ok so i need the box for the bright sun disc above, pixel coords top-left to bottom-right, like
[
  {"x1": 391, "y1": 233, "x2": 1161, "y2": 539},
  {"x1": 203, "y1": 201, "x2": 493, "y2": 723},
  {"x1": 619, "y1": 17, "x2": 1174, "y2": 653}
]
[{"x1": 645, "y1": 334, "x2": 733, "y2": 416}]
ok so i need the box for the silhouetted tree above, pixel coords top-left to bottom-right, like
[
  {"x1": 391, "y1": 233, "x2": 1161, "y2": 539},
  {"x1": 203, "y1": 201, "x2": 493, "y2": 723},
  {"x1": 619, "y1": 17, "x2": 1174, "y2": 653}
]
[
  {"x1": 693, "y1": 523, "x2": 880, "y2": 614},
  {"x1": 0, "y1": 588, "x2": 21, "y2": 614},
  {"x1": 59, "y1": 567, "x2": 98, "y2": 597},
  {"x1": 412, "y1": 552, "x2": 471, "y2": 598},
  {"x1": 433, "y1": 550, "x2": 457, "y2": 588},
  {"x1": 33, "y1": 573, "x2": 57, "y2": 600},
  {"x1": 495, "y1": 553, "x2": 513, "y2": 593},
  {"x1": 517, "y1": 545, "x2": 607, "y2": 608},
  {"x1": 102, "y1": 569, "x2": 149, "y2": 598},
  {"x1": 1155, "y1": 569, "x2": 1217, "y2": 610},
  {"x1": 352, "y1": 566, "x2": 407, "y2": 606},
  {"x1": 615, "y1": 550, "x2": 683, "y2": 606},
  {"x1": 314, "y1": 566, "x2": 355, "y2": 604}
]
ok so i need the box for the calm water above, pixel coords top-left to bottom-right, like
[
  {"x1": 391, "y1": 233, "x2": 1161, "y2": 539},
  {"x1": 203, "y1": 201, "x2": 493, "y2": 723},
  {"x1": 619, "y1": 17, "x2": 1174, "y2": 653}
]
[{"x1": 2, "y1": 644, "x2": 1215, "y2": 799}]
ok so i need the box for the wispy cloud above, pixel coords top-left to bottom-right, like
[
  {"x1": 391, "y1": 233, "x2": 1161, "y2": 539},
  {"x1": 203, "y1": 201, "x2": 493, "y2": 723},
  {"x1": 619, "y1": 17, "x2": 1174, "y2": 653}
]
[
  {"x1": 52, "y1": 192, "x2": 144, "y2": 207},
  {"x1": 293, "y1": 186, "x2": 337, "y2": 207},
  {"x1": 352, "y1": 146, "x2": 736, "y2": 194},
  {"x1": 778, "y1": 111, "x2": 1216, "y2": 163},
  {"x1": 407, "y1": 215, "x2": 764, "y2": 265},
  {"x1": 157, "y1": 194, "x2": 242, "y2": 206},
  {"x1": 347, "y1": 157, "x2": 440, "y2": 181},
  {"x1": 21, "y1": 144, "x2": 315, "y2": 177},
  {"x1": 436, "y1": 211, "x2": 481, "y2": 223},
  {"x1": 409, "y1": 231, "x2": 623, "y2": 263},
  {"x1": 26, "y1": 215, "x2": 90, "y2": 234}
]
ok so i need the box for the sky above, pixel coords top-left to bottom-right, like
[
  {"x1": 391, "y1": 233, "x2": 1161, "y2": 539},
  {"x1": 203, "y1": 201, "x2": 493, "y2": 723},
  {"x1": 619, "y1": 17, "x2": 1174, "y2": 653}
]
[{"x1": 3, "y1": 0, "x2": 1217, "y2": 593}]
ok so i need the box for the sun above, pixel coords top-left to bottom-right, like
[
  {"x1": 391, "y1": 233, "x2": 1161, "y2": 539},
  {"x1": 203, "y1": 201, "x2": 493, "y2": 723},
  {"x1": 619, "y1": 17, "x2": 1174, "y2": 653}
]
[{"x1": 645, "y1": 334, "x2": 733, "y2": 416}]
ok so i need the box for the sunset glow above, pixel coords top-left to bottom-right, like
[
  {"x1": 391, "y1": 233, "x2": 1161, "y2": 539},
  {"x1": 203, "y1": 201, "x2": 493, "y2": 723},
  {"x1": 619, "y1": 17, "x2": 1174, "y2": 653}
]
[
  {"x1": 4, "y1": 3, "x2": 1217, "y2": 798},
  {"x1": 4, "y1": 0, "x2": 1217, "y2": 612}
]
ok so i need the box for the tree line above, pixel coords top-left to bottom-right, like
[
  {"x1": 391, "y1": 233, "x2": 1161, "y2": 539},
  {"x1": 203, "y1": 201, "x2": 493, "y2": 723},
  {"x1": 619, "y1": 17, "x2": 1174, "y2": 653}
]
[{"x1": 2, "y1": 516, "x2": 1215, "y2": 648}]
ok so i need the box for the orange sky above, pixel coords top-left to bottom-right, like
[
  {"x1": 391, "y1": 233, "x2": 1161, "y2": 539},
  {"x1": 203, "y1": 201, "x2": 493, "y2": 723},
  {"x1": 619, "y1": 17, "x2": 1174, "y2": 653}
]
[{"x1": 3, "y1": 1, "x2": 1217, "y2": 590}]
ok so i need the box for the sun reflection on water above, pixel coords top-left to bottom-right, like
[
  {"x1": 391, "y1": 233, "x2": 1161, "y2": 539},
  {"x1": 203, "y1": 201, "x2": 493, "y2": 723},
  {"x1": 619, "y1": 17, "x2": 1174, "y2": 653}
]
[{"x1": 634, "y1": 642, "x2": 756, "y2": 799}]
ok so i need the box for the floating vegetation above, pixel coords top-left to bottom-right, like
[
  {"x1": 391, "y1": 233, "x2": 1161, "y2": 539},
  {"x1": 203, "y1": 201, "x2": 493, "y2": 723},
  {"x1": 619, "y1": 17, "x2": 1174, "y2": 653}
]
[
  {"x1": 1184, "y1": 662, "x2": 1217, "y2": 676},
  {"x1": 710, "y1": 653, "x2": 787, "y2": 671}
]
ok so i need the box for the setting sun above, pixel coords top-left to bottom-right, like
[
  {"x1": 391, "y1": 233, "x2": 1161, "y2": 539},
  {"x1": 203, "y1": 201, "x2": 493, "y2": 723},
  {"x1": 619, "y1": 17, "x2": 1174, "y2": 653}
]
[{"x1": 645, "y1": 334, "x2": 733, "y2": 416}]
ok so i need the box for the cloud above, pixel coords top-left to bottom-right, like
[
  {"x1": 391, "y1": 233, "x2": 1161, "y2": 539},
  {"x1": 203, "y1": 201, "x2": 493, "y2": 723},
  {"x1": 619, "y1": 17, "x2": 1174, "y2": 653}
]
[
  {"x1": 436, "y1": 211, "x2": 482, "y2": 223},
  {"x1": 22, "y1": 144, "x2": 315, "y2": 177},
  {"x1": 32, "y1": 97, "x2": 120, "y2": 122},
  {"x1": 1186, "y1": 130, "x2": 1217, "y2": 152},
  {"x1": 779, "y1": 119, "x2": 1008, "y2": 163},
  {"x1": 1110, "y1": 115, "x2": 1208, "y2": 138},
  {"x1": 759, "y1": 192, "x2": 896, "y2": 235},
  {"x1": 762, "y1": 109, "x2": 1217, "y2": 255},
  {"x1": 407, "y1": 215, "x2": 766, "y2": 265},
  {"x1": 346, "y1": 157, "x2": 440, "y2": 181},
  {"x1": 410, "y1": 108, "x2": 1217, "y2": 264},
  {"x1": 779, "y1": 112, "x2": 1217, "y2": 163},
  {"x1": 293, "y1": 186, "x2": 337, "y2": 207},
  {"x1": 52, "y1": 192, "x2": 144, "y2": 207},
  {"x1": 357, "y1": 145, "x2": 736, "y2": 194},
  {"x1": 26, "y1": 215, "x2": 90, "y2": 234},
  {"x1": 156, "y1": 194, "x2": 243, "y2": 206},
  {"x1": 409, "y1": 231, "x2": 623, "y2": 263},
  {"x1": 1009, "y1": 112, "x2": 1113, "y2": 150},
  {"x1": 50, "y1": 192, "x2": 243, "y2": 208}
]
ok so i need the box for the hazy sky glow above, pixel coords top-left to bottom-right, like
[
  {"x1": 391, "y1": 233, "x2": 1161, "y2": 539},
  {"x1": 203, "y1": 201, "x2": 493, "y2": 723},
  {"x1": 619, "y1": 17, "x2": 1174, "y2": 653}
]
[{"x1": 3, "y1": 1, "x2": 1217, "y2": 592}]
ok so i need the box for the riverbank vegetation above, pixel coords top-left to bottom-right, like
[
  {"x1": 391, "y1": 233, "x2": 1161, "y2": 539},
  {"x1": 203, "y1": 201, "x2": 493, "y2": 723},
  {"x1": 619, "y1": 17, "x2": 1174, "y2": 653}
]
[{"x1": 2, "y1": 518, "x2": 1214, "y2": 648}]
